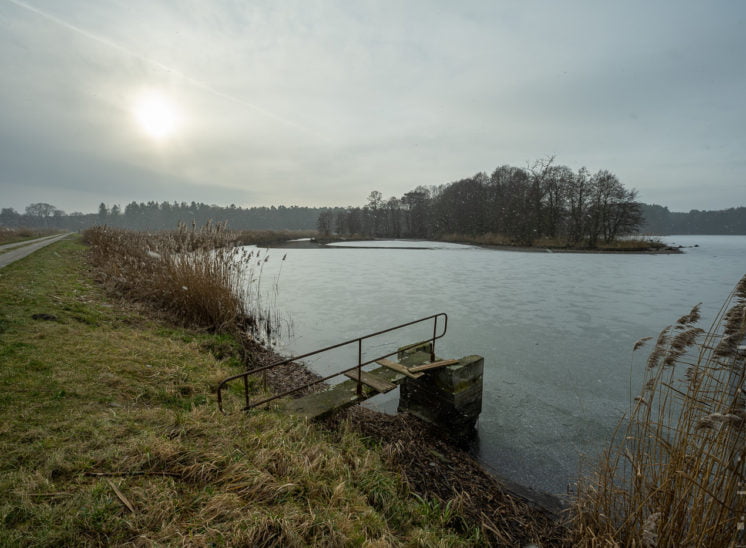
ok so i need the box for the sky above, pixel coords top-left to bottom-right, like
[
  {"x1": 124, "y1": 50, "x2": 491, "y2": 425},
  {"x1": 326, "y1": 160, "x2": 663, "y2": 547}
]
[{"x1": 1, "y1": 0, "x2": 744, "y2": 214}]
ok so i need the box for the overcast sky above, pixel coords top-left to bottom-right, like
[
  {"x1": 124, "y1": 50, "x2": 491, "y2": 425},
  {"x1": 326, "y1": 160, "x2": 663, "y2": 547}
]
[{"x1": 1, "y1": 0, "x2": 744, "y2": 214}]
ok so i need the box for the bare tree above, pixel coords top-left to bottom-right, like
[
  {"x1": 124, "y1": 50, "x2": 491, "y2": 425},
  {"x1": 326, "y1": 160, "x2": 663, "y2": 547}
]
[
  {"x1": 317, "y1": 210, "x2": 333, "y2": 236},
  {"x1": 566, "y1": 167, "x2": 591, "y2": 245},
  {"x1": 367, "y1": 190, "x2": 384, "y2": 236},
  {"x1": 25, "y1": 203, "x2": 59, "y2": 227}
]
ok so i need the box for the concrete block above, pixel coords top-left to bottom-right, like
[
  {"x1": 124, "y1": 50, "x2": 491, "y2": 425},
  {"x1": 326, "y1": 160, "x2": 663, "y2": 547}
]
[{"x1": 397, "y1": 343, "x2": 484, "y2": 444}]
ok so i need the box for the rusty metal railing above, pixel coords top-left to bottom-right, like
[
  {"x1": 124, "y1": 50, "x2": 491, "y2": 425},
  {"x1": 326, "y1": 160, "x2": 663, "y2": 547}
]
[{"x1": 217, "y1": 312, "x2": 447, "y2": 413}]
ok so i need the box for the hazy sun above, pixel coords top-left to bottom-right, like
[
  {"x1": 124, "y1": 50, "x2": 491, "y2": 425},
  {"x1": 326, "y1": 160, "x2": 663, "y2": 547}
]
[{"x1": 132, "y1": 91, "x2": 181, "y2": 140}]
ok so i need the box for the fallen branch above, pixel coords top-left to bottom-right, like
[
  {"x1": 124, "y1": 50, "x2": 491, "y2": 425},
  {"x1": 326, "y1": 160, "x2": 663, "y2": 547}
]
[{"x1": 84, "y1": 471, "x2": 181, "y2": 478}]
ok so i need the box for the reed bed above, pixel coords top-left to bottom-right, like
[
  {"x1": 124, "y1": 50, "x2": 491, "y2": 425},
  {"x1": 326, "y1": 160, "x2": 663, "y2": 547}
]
[
  {"x1": 439, "y1": 232, "x2": 516, "y2": 246},
  {"x1": 570, "y1": 274, "x2": 746, "y2": 546},
  {"x1": 235, "y1": 229, "x2": 317, "y2": 247},
  {"x1": 439, "y1": 232, "x2": 666, "y2": 251},
  {"x1": 83, "y1": 222, "x2": 279, "y2": 340}
]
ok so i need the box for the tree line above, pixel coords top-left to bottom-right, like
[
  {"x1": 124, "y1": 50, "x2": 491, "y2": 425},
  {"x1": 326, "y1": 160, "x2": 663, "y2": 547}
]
[
  {"x1": 3, "y1": 180, "x2": 744, "y2": 237},
  {"x1": 640, "y1": 204, "x2": 746, "y2": 235},
  {"x1": 322, "y1": 159, "x2": 644, "y2": 246},
  {"x1": 0, "y1": 201, "x2": 336, "y2": 232}
]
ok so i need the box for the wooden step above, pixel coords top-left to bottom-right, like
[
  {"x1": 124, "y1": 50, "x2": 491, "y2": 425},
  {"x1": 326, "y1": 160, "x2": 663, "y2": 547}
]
[
  {"x1": 408, "y1": 359, "x2": 460, "y2": 373},
  {"x1": 280, "y1": 364, "x2": 410, "y2": 419},
  {"x1": 376, "y1": 359, "x2": 424, "y2": 379},
  {"x1": 281, "y1": 382, "x2": 364, "y2": 419},
  {"x1": 344, "y1": 369, "x2": 397, "y2": 393}
]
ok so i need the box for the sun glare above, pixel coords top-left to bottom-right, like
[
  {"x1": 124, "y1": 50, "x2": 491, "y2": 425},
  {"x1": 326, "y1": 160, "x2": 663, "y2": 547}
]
[{"x1": 132, "y1": 91, "x2": 181, "y2": 140}]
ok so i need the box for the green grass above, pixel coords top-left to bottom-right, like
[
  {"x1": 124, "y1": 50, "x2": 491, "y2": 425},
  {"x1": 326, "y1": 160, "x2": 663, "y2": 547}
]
[{"x1": 0, "y1": 236, "x2": 475, "y2": 546}]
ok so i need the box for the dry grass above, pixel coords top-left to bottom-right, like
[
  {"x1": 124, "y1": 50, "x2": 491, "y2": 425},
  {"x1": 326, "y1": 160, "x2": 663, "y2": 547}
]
[
  {"x1": 439, "y1": 232, "x2": 516, "y2": 246},
  {"x1": 313, "y1": 233, "x2": 372, "y2": 244},
  {"x1": 570, "y1": 275, "x2": 746, "y2": 546},
  {"x1": 439, "y1": 232, "x2": 667, "y2": 251},
  {"x1": 593, "y1": 237, "x2": 668, "y2": 252},
  {"x1": 333, "y1": 407, "x2": 567, "y2": 546},
  {"x1": 83, "y1": 223, "x2": 282, "y2": 341},
  {"x1": 235, "y1": 229, "x2": 317, "y2": 246},
  {"x1": 0, "y1": 227, "x2": 60, "y2": 245}
]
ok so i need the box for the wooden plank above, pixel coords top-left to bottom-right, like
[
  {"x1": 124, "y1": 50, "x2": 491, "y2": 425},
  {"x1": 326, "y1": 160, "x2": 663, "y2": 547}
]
[
  {"x1": 344, "y1": 369, "x2": 397, "y2": 393},
  {"x1": 408, "y1": 359, "x2": 460, "y2": 373},
  {"x1": 281, "y1": 383, "x2": 365, "y2": 419},
  {"x1": 375, "y1": 359, "x2": 424, "y2": 379},
  {"x1": 280, "y1": 359, "x2": 436, "y2": 420}
]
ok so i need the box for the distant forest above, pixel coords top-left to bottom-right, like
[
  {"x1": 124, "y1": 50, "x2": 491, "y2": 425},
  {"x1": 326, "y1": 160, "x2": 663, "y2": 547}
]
[
  {"x1": 1, "y1": 170, "x2": 744, "y2": 237},
  {"x1": 639, "y1": 204, "x2": 746, "y2": 235},
  {"x1": 0, "y1": 201, "x2": 333, "y2": 232}
]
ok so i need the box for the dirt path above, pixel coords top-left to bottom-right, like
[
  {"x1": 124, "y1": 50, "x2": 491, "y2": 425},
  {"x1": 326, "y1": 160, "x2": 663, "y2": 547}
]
[{"x1": 0, "y1": 233, "x2": 65, "y2": 251}]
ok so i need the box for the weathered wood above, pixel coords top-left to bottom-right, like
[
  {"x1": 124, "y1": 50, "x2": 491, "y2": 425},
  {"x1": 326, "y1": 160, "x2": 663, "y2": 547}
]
[
  {"x1": 398, "y1": 351, "x2": 484, "y2": 444},
  {"x1": 281, "y1": 382, "x2": 366, "y2": 419},
  {"x1": 376, "y1": 359, "x2": 424, "y2": 379},
  {"x1": 281, "y1": 364, "x2": 411, "y2": 419},
  {"x1": 344, "y1": 369, "x2": 397, "y2": 393},
  {"x1": 408, "y1": 359, "x2": 459, "y2": 373}
]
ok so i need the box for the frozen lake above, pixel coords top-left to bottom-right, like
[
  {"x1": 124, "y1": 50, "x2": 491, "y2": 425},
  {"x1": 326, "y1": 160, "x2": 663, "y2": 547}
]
[{"x1": 245, "y1": 235, "x2": 746, "y2": 495}]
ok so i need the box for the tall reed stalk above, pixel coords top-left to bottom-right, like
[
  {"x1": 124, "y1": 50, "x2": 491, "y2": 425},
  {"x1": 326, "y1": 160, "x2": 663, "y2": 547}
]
[
  {"x1": 83, "y1": 223, "x2": 277, "y2": 340},
  {"x1": 571, "y1": 274, "x2": 746, "y2": 546}
]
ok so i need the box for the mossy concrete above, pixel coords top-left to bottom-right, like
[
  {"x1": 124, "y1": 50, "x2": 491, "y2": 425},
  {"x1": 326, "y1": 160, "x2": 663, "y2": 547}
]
[{"x1": 397, "y1": 342, "x2": 484, "y2": 443}]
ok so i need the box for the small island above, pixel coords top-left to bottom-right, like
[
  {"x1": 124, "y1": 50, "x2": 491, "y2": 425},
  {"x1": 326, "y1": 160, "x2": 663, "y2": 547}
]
[{"x1": 316, "y1": 159, "x2": 677, "y2": 253}]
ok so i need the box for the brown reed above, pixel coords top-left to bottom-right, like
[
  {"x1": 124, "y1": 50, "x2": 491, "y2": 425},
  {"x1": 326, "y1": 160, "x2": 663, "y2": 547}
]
[
  {"x1": 570, "y1": 275, "x2": 746, "y2": 546},
  {"x1": 83, "y1": 223, "x2": 277, "y2": 340},
  {"x1": 0, "y1": 227, "x2": 60, "y2": 244}
]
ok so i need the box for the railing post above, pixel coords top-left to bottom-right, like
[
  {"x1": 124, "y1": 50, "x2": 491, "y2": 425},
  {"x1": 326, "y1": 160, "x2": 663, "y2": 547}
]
[
  {"x1": 243, "y1": 375, "x2": 250, "y2": 410},
  {"x1": 217, "y1": 312, "x2": 448, "y2": 413},
  {"x1": 431, "y1": 316, "x2": 437, "y2": 361},
  {"x1": 356, "y1": 339, "x2": 363, "y2": 396}
]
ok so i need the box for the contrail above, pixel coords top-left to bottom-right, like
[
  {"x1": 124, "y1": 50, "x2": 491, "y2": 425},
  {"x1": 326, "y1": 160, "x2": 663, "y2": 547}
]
[{"x1": 5, "y1": 0, "x2": 326, "y2": 140}]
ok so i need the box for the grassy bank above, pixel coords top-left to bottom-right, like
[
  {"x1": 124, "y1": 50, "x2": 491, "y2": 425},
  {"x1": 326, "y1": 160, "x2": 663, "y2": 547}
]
[
  {"x1": 2, "y1": 234, "x2": 571, "y2": 545},
  {"x1": 0, "y1": 236, "x2": 494, "y2": 545}
]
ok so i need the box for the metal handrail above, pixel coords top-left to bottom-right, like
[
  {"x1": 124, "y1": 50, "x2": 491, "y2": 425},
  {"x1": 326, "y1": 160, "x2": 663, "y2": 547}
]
[{"x1": 217, "y1": 312, "x2": 448, "y2": 413}]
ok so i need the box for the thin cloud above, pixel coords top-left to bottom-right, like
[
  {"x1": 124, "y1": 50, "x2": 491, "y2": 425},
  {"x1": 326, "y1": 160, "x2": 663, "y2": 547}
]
[{"x1": 6, "y1": 0, "x2": 327, "y2": 141}]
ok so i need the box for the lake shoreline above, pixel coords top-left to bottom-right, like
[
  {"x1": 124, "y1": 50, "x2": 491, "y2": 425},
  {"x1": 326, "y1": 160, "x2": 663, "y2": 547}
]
[
  {"x1": 269, "y1": 237, "x2": 684, "y2": 254},
  {"x1": 255, "y1": 342, "x2": 568, "y2": 523},
  {"x1": 5, "y1": 235, "x2": 564, "y2": 545}
]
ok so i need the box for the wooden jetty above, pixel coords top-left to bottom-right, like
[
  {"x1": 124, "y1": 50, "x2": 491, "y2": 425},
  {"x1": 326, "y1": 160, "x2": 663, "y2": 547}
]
[{"x1": 280, "y1": 356, "x2": 458, "y2": 419}]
